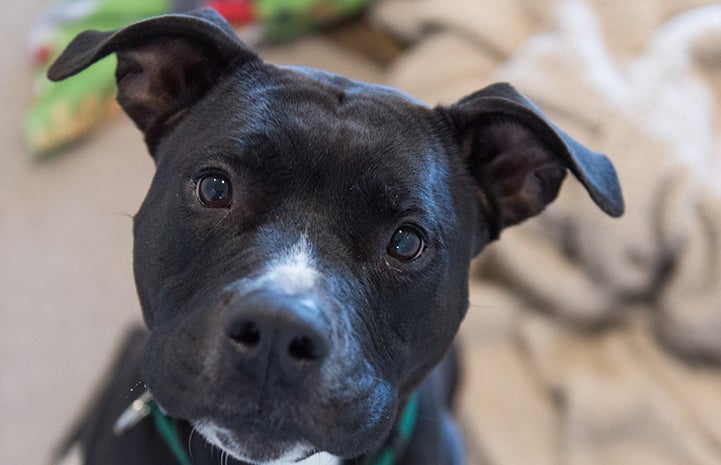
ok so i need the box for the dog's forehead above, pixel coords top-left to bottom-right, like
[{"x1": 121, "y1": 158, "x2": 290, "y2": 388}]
[
  {"x1": 219, "y1": 63, "x2": 432, "y2": 137},
  {"x1": 279, "y1": 65, "x2": 426, "y2": 106},
  {"x1": 180, "y1": 64, "x2": 454, "y2": 213},
  {"x1": 255, "y1": 66, "x2": 429, "y2": 141}
]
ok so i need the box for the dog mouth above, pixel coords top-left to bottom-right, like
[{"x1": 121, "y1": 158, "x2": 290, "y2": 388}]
[
  {"x1": 194, "y1": 419, "x2": 317, "y2": 464},
  {"x1": 175, "y1": 379, "x2": 396, "y2": 461}
]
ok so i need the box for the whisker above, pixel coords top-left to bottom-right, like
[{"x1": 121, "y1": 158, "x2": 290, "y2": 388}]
[
  {"x1": 466, "y1": 302, "x2": 517, "y2": 310},
  {"x1": 187, "y1": 426, "x2": 196, "y2": 461},
  {"x1": 115, "y1": 211, "x2": 135, "y2": 220},
  {"x1": 123, "y1": 379, "x2": 148, "y2": 401}
]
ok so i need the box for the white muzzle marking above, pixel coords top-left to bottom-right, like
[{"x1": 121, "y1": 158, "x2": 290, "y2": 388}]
[{"x1": 257, "y1": 237, "x2": 319, "y2": 296}]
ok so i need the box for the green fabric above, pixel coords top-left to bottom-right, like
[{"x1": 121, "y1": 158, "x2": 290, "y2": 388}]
[
  {"x1": 26, "y1": 0, "x2": 170, "y2": 157},
  {"x1": 258, "y1": 0, "x2": 371, "y2": 41}
]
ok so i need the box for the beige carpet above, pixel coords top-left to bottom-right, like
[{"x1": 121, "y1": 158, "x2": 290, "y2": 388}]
[{"x1": 1, "y1": 3, "x2": 149, "y2": 464}]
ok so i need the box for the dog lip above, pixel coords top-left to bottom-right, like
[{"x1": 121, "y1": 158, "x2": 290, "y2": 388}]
[{"x1": 194, "y1": 419, "x2": 315, "y2": 464}]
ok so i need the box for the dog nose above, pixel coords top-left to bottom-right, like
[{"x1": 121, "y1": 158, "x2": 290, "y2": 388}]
[{"x1": 224, "y1": 291, "x2": 329, "y2": 382}]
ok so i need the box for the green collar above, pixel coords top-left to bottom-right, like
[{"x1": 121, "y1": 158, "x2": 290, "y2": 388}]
[
  {"x1": 149, "y1": 400, "x2": 193, "y2": 465},
  {"x1": 363, "y1": 391, "x2": 420, "y2": 465},
  {"x1": 115, "y1": 390, "x2": 420, "y2": 465},
  {"x1": 113, "y1": 390, "x2": 193, "y2": 465}
]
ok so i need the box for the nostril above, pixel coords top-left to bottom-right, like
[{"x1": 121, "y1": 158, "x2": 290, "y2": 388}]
[
  {"x1": 288, "y1": 335, "x2": 321, "y2": 362},
  {"x1": 228, "y1": 321, "x2": 261, "y2": 349}
]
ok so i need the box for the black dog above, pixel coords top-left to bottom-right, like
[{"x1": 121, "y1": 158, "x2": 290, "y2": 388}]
[{"x1": 48, "y1": 8, "x2": 623, "y2": 465}]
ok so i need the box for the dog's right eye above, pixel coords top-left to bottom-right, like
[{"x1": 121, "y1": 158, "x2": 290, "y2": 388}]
[{"x1": 197, "y1": 174, "x2": 232, "y2": 208}]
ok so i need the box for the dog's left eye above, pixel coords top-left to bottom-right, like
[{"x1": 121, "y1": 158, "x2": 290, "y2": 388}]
[
  {"x1": 387, "y1": 226, "x2": 426, "y2": 262},
  {"x1": 197, "y1": 174, "x2": 232, "y2": 208}
]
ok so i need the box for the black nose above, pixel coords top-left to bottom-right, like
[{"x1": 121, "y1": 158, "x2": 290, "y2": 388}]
[{"x1": 224, "y1": 290, "x2": 329, "y2": 383}]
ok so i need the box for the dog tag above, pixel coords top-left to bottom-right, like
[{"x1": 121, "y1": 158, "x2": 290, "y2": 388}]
[{"x1": 113, "y1": 390, "x2": 154, "y2": 436}]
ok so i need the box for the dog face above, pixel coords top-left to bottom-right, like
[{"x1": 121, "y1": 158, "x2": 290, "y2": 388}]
[
  {"x1": 132, "y1": 67, "x2": 475, "y2": 461},
  {"x1": 48, "y1": 9, "x2": 623, "y2": 464}
]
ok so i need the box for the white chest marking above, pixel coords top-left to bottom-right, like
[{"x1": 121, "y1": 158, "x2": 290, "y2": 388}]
[
  {"x1": 196, "y1": 421, "x2": 340, "y2": 465},
  {"x1": 271, "y1": 452, "x2": 341, "y2": 465}
]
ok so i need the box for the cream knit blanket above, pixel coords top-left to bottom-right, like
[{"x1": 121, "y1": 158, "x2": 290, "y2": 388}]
[{"x1": 372, "y1": 0, "x2": 721, "y2": 464}]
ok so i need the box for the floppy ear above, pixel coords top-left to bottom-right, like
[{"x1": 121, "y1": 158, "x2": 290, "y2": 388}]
[
  {"x1": 442, "y1": 83, "x2": 624, "y2": 242},
  {"x1": 47, "y1": 8, "x2": 260, "y2": 153}
]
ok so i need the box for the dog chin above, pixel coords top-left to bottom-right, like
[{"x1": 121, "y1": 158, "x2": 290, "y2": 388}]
[{"x1": 194, "y1": 420, "x2": 318, "y2": 465}]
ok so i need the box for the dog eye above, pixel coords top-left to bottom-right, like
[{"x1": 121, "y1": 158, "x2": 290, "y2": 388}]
[
  {"x1": 387, "y1": 226, "x2": 425, "y2": 262},
  {"x1": 197, "y1": 174, "x2": 232, "y2": 208}
]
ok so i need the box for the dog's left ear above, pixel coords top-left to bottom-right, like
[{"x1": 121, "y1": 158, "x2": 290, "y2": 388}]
[{"x1": 442, "y1": 83, "x2": 624, "y2": 244}]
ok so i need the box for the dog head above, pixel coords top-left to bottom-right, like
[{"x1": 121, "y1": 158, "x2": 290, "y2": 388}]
[{"x1": 49, "y1": 9, "x2": 623, "y2": 464}]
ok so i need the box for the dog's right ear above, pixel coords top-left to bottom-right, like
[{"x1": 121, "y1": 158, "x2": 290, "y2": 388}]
[{"x1": 47, "y1": 8, "x2": 260, "y2": 153}]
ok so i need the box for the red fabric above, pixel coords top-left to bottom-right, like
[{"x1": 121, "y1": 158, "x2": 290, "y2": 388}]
[
  {"x1": 204, "y1": 0, "x2": 255, "y2": 23},
  {"x1": 33, "y1": 46, "x2": 53, "y2": 66}
]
